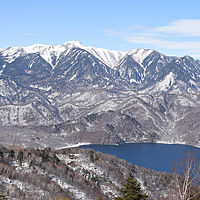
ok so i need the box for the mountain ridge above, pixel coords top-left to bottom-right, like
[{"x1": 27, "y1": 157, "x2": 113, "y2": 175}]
[
  {"x1": 1, "y1": 41, "x2": 200, "y2": 94},
  {"x1": 1, "y1": 41, "x2": 199, "y2": 66},
  {"x1": 1, "y1": 41, "x2": 200, "y2": 148},
  {"x1": 1, "y1": 41, "x2": 126, "y2": 69}
]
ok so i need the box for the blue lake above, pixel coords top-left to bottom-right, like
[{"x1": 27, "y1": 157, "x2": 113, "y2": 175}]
[{"x1": 81, "y1": 143, "x2": 200, "y2": 172}]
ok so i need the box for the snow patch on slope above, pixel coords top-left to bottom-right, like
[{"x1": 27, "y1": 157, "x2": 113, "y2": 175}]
[
  {"x1": 128, "y1": 48, "x2": 153, "y2": 65},
  {"x1": 1, "y1": 176, "x2": 50, "y2": 197},
  {"x1": 139, "y1": 72, "x2": 175, "y2": 94},
  {"x1": 57, "y1": 153, "x2": 120, "y2": 198},
  {"x1": 50, "y1": 174, "x2": 89, "y2": 200},
  {"x1": 155, "y1": 72, "x2": 175, "y2": 91},
  {"x1": 84, "y1": 47, "x2": 126, "y2": 68}
]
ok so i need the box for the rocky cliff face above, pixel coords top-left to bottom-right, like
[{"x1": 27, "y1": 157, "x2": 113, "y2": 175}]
[{"x1": 1, "y1": 145, "x2": 198, "y2": 200}]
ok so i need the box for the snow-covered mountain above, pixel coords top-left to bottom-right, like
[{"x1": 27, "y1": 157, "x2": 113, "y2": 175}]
[
  {"x1": 1, "y1": 41, "x2": 125, "y2": 69},
  {"x1": 1, "y1": 41, "x2": 200, "y2": 148},
  {"x1": 114, "y1": 49, "x2": 200, "y2": 94},
  {"x1": 2, "y1": 42, "x2": 200, "y2": 200},
  {"x1": 84, "y1": 46, "x2": 126, "y2": 68},
  {"x1": 1, "y1": 41, "x2": 200, "y2": 94}
]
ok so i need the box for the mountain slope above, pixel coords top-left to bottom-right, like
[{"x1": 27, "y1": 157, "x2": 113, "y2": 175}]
[
  {"x1": 0, "y1": 90, "x2": 200, "y2": 148},
  {"x1": 52, "y1": 47, "x2": 129, "y2": 91},
  {"x1": 2, "y1": 41, "x2": 200, "y2": 94},
  {"x1": 84, "y1": 46, "x2": 126, "y2": 68},
  {"x1": 115, "y1": 49, "x2": 200, "y2": 94},
  {"x1": 1, "y1": 145, "x2": 198, "y2": 200},
  {"x1": 0, "y1": 41, "x2": 125, "y2": 69},
  {"x1": 1, "y1": 42, "x2": 200, "y2": 148}
]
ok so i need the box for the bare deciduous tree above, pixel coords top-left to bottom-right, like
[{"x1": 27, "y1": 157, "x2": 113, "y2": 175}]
[{"x1": 169, "y1": 150, "x2": 200, "y2": 200}]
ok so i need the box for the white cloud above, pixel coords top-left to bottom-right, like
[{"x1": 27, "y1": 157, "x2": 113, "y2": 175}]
[
  {"x1": 154, "y1": 19, "x2": 200, "y2": 36},
  {"x1": 126, "y1": 35, "x2": 200, "y2": 50},
  {"x1": 105, "y1": 19, "x2": 200, "y2": 54}
]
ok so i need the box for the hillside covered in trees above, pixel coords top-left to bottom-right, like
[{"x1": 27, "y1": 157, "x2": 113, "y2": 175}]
[{"x1": 0, "y1": 145, "x2": 199, "y2": 199}]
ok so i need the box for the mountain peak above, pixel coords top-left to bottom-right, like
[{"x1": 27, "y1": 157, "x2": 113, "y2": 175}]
[
  {"x1": 127, "y1": 48, "x2": 154, "y2": 65},
  {"x1": 62, "y1": 41, "x2": 83, "y2": 47}
]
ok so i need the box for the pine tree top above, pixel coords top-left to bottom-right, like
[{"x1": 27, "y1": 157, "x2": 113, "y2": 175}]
[{"x1": 114, "y1": 177, "x2": 148, "y2": 200}]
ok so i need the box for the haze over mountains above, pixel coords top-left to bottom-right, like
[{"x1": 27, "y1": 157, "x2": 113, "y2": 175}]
[{"x1": 0, "y1": 41, "x2": 200, "y2": 148}]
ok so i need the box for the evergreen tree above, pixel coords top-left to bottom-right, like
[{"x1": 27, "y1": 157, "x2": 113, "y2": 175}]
[
  {"x1": 17, "y1": 150, "x2": 23, "y2": 163},
  {"x1": 114, "y1": 177, "x2": 148, "y2": 200},
  {"x1": 8, "y1": 149, "x2": 15, "y2": 158}
]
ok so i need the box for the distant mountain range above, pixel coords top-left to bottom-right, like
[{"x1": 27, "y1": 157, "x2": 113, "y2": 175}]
[
  {"x1": 0, "y1": 41, "x2": 200, "y2": 148},
  {"x1": 1, "y1": 41, "x2": 200, "y2": 94}
]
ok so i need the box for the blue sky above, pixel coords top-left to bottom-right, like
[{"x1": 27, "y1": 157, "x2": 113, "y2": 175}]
[{"x1": 1, "y1": 0, "x2": 200, "y2": 58}]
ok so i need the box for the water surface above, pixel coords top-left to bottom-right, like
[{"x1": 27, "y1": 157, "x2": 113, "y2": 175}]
[{"x1": 81, "y1": 143, "x2": 200, "y2": 172}]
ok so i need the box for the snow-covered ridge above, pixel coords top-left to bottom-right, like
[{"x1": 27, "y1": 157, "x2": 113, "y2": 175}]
[
  {"x1": 0, "y1": 41, "x2": 126, "y2": 68},
  {"x1": 84, "y1": 46, "x2": 126, "y2": 68},
  {"x1": 127, "y1": 48, "x2": 154, "y2": 65},
  {"x1": 0, "y1": 41, "x2": 152, "y2": 69},
  {"x1": 1, "y1": 42, "x2": 78, "y2": 67},
  {"x1": 61, "y1": 41, "x2": 126, "y2": 68},
  {"x1": 62, "y1": 40, "x2": 83, "y2": 48}
]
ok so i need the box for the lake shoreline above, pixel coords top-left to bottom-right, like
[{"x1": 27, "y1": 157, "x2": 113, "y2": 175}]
[
  {"x1": 57, "y1": 141, "x2": 200, "y2": 150},
  {"x1": 80, "y1": 142, "x2": 200, "y2": 172}
]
